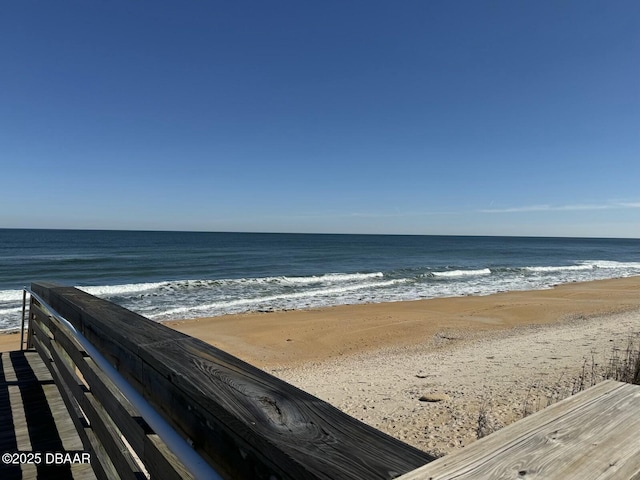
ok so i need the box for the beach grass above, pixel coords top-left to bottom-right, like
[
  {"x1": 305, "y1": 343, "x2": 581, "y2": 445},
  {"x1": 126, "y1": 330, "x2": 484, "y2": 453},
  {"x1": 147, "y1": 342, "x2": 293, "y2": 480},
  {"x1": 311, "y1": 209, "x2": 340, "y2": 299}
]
[
  {"x1": 478, "y1": 331, "x2": 640, "y2": 441},
  {"x1": 605, "y1": 334, "x2": 640, "y2": 385}
]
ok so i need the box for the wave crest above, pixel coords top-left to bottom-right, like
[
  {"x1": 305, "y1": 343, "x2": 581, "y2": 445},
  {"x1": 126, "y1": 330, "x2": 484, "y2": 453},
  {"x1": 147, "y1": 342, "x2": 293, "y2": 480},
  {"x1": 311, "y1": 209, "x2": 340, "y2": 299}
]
[
  {"x1": 432, "y1": 268, "x2": 491, "y2": 278},
  {"x1": 525, "y1": 265, "x2": 593, "y2": 273}
]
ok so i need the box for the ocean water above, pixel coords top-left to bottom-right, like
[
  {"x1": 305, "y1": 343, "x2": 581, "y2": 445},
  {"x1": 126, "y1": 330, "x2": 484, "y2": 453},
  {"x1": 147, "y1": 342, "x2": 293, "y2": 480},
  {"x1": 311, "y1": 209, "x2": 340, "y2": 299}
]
[{"x1": 0, "y1": 229, "x2": 639, "y2": 331}]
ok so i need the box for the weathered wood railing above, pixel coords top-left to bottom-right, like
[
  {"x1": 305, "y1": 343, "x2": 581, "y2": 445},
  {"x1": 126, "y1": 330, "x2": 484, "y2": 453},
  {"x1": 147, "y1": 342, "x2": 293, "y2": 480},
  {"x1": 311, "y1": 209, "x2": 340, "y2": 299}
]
[{"x1": 26, "y1": 282, "x2": 434, "y2": 479}]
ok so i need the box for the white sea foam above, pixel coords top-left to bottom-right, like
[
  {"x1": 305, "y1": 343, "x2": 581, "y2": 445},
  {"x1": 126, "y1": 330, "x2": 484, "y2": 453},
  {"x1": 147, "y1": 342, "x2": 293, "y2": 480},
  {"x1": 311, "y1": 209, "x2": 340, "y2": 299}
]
[
  {"x1": 1, "y1": 257, "x2": 638, "y2": 331},
  {"x1": 78, "y1": 282, "x2": 171, "y2": 297},
  {"x1": 0, "y1": 289, "x2": 24, "y2": 303},
  {"x1": 152, "y1": 278, "x2": 406, "y2": 319},
  {"x1": 432, "y1": 268, "x2": 492, "y2": 278},
  {"x1": 581, "y1": 260, "x2": 640, "y2": 269},
  {"x1": 277, "y1": 272, "x2": 384, "y2": 284},
  {"x1": 525, "y1": 265, "x2": 593, "y2": 273},
  {"x1": 76, "y1": 272, "x2": 385, "y2": 298},
  {"x1": 0, "y1": 307, "x2": 21, "y2": 316},
  {"x1": 212, "y1": 272, "x2": 385, "y2": 286},
  {"x1": 525, "y1": 260, "x2": 640, "y2": 273}
]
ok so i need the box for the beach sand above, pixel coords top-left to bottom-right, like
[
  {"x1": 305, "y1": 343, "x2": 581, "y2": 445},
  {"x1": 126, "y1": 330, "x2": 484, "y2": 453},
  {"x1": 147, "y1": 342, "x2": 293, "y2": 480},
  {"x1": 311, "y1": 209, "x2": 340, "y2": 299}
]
[
  {"x1": 1, "y1": 276, "x2": 638, "y2": 457},
  {"x1": 267, "y1": 309, "x2": 640, "y2": 457}
]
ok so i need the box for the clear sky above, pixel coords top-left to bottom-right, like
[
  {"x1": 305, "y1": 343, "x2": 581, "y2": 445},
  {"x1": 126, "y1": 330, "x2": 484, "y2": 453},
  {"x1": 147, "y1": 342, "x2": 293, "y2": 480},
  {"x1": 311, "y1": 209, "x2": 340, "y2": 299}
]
[{"x1": 1, "y1": 1, "x2": 638, "y2": 237}]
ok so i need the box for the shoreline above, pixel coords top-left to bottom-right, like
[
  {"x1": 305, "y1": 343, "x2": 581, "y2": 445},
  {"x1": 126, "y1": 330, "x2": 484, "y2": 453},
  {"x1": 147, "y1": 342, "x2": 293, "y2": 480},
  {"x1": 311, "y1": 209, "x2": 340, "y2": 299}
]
[
  {"x1": 165, "y1": 275, "x2": 640, "y2": 368},
  {"x1": 1, "y1": 276, "x2": 639, "y2": 360}
]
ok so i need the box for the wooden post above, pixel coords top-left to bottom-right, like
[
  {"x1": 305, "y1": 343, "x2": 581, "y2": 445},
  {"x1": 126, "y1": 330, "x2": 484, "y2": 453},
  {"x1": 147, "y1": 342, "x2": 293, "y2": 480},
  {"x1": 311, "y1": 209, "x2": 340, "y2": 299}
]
[{"x1": 20, "y1": 288, "x2": 26, "y2": 351}]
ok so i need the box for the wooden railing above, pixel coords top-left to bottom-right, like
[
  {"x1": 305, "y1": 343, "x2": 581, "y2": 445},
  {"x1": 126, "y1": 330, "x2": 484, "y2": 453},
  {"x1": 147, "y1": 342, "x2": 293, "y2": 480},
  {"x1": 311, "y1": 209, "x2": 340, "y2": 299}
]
[{"x1": 27, "y1": 282, "x2": 434, "y2": 479}]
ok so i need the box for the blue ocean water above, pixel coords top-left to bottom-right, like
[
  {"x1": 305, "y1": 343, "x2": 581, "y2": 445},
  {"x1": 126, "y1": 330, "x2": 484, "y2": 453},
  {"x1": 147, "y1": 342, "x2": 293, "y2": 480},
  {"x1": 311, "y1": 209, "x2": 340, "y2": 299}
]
[{"x1": 0, "y1": 229, "x2": 639, "y2": 331}]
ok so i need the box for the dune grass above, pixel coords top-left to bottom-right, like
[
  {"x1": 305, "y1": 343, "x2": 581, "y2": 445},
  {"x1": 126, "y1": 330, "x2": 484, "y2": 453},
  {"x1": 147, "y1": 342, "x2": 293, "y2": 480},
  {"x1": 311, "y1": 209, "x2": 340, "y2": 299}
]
[{"x1": 475, "y1": 332, "x2": 640, "y2": 440}]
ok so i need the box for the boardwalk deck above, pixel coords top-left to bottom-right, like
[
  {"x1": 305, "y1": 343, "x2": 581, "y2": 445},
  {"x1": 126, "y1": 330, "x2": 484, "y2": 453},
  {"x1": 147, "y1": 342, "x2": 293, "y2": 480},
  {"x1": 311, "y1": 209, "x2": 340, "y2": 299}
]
[
  {"x1": 397, "y1": 379, "x2": 640, "y2": 480},
  {"x1": 0, "y1": 350, "x2": 96, "y2": 480}
]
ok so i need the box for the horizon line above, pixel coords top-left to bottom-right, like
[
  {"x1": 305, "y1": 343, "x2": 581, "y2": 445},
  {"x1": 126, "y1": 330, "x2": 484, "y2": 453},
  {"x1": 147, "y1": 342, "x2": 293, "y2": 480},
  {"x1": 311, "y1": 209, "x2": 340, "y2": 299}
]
[{"x1": 1, "y1": 227, "x2": 638, "y2": 241}]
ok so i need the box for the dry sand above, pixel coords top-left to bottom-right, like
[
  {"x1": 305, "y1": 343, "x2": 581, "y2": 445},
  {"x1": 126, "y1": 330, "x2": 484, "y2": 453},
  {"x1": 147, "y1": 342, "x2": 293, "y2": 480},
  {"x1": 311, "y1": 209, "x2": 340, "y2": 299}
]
[
  {"x1": 268, "y1": 309, "x2": 640, "y2": 457},
  {"x1": 1, "y1": 276, "x2": 638, "y2": 457}
]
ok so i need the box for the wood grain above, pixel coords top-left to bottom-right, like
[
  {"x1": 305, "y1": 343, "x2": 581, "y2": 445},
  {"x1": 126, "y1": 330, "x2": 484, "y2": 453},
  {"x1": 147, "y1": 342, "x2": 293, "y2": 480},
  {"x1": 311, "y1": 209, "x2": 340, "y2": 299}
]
[
  {"x1": 31, "y1": 282, "x2": 434, "y2": 479},
  {"x1": 397, "y1": 380, "x2": 640, "y2": 480}
]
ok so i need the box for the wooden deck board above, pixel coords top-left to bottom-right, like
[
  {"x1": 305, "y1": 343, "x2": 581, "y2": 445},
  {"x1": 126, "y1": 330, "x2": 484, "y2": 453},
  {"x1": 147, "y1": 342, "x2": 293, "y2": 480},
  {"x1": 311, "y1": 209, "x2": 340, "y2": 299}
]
[
  {"x1": 0, "y1": 350, "x2": 96, "y2": 480},
  {"x1": 397, "y1": 380, "x2": 640, "y2": 480}
]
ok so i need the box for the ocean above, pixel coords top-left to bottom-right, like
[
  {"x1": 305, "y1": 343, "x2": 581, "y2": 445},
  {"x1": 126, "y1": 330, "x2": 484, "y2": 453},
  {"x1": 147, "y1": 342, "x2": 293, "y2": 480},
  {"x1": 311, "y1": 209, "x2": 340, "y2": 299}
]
[{"x1": 0, "y1": 229, "x2": 639, "y2": 331}]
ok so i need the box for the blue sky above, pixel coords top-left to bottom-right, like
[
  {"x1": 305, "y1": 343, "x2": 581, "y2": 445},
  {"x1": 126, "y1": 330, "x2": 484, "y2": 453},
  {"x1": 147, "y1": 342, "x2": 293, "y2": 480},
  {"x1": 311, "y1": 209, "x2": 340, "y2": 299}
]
[{"x1": 1, "y1": 1, "x2": 638, "y2": 237}]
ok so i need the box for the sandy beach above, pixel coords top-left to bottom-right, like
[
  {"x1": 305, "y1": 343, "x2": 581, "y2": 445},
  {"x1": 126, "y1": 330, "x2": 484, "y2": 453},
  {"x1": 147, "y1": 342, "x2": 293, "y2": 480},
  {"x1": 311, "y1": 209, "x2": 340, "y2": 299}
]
[
  {"x1": 269, "y1": 309, "x2": 640, "y2": 457},
  {"x1": 1, "y1": 276, "x2": 638, "y2": 457},
  {"x1": 170, "y1": 276, "x2": 640, "y2": 457}
]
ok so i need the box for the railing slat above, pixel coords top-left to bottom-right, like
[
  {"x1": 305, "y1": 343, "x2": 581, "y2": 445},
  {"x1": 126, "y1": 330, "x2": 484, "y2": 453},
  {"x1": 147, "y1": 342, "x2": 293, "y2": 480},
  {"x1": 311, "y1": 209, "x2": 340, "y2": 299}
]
[
  {"x1": 47, "y1": 338, "x2": 145, "y2": 480},
  {"x1": 31, "y1": 290, "x2": 192, "y2": 480},
  {"x1": 30, "y1": 329, "x2": 115, "y2": 480}
]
